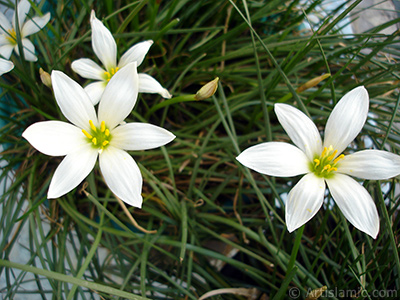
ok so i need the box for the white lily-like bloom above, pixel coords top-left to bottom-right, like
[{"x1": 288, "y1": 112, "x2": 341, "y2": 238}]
[
  {"x1": 22, "y1": 62, "x2": 175, "y2": 207},
  {"x1": 237, "y1": 86, "x2": 400, "y2": 238},
  {"x1": 71, "y1": 10, "x2": 171, "y2": 105},
  {"x1": 0, "y1": 58, "x2": 13, "y2": 75},
  {"x1": 0, "y1": 0, "x2": 50, "y2": 62}
]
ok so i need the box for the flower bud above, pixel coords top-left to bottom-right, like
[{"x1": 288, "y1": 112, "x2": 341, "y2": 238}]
[
  {"x1": 296, "y1": 73, "x2": 330, "y2": 93},
  {"x1": 39, "y1": 68, "x2": 52, "y2": 88},
  {"x1": 195, "y1": 77, "x2": 219, "y2": 100}
]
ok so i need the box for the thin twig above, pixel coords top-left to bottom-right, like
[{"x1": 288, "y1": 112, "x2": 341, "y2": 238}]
[{"x1": 116, "y1": 197, "x2": 157, "y2": 234}]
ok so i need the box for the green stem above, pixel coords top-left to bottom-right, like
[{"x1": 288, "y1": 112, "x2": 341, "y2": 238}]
[
  {"x1": 67, "y1": 209, "x2": 105, "y2": 300},
  {"x1": 376, "y1": 181, "x2": 400, "y2": 288},
  {"x1": 286, "y1": 225, "x2": 304, "y2": 275},
  {"x1": 145, "y1": 94, "x2": 196, "y2": 119},
  {"x1": 0, "y1": 259, "x2": 150, "y2": 300}
]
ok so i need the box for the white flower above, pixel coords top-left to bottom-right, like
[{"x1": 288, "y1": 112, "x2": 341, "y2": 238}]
[
  {"x1": 71, "y1": 10, "x2": 171, "y2": 105},
  {"x1": 0, "y1": 0, "x2": 50, "y2": 62},
  {"x1": 236, "y1": 86, "x2": 400, "y2": 238},
  {"x1": 22, "y1": 62, "x2": 175, "y2": 207},
  {"x1": 0, "y1": 58, "x2": 13, "y2": 75}
]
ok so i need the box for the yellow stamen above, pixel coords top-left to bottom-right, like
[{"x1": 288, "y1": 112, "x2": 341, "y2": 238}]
[
  {"x1": 6, "y1": 28, "x2": 16, "y2": 43},
  {"x1": 327, "y1": 150, "x2": 338, "y2": 161},
  {"x1": 321, "y1": 147, "x2": 327, "y2": 157},
  {"x1": 82, "y1": 129, "x2": 93, "y2": 139},
  {"x1": 322, "y1": 164, "x2": 331, "y2": 172},
  {"x1": 333, "y1": 154, "x2": 345, "y2": 164},
  {"x1": 312, "y1": 145, "x2": 344, "y2": 177},
  {"x1": 82, "y1": 120, "x2": 111, "y2": 149},
  {"x1": 112, "y1": 67, "x2": 119, "y2": 75},
  {"x1": 89, "y1": 120, "x2": 97, "y2": 132},
  {"x1": 104, "y1": 67, "x2": 119, "y2": 82},
  {"x1": 329, "y1": 166, "x2": 338, "y2": 172}
]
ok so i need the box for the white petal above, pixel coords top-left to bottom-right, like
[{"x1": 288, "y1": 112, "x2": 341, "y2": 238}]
[
  {"x1": 138, "y1": 73, "x2": 172, "y2": 99},
  {"x1": 324, "y1": 86, "x2": 369, "y2": 155},
  {"x1": 118, "y1": 40, "x2": 153, "y2": 68},
  {"x1": 14, "y1": 0, "x2": 30, "y2": 30},
  {"x1": 99, "y1": 146, "x2": 143, "y2": 208},
  {"x1": 21, "y1": 12, "x2": 50, "y2": 37},
  {"x1": 286, "y1": 173, "x2": 325, "y2": 232},
  {"x1": 236, "y1": 142, "x2": 310, "y2": 177},
  {"x1": 71, "y1": 58, "x2": 105, "y2": 80},
  {"x1": 275, "y1": 103, "x2": 322, "y2": 161},
  {"x1": 0, "y1": 44, "x2": 14, "y2": 60},
  {"x1": 111, "y1": 123, "x2": 175, "y2": 151},
  {"x1": 22, "y1": 121, "x2": 86, "y2": 156},
  {"x1": 338, "y1": 150, "x2": 400, "y2": 180},
  {"x1": 51, "y1": 70, "x2": 98, "y2": 131},
  {"x1": 15, "y1": 38, "x2": 36, "y2": 61},
  {"x1": 90, "y1": 10, "x2": 116, "y2": 71},
  {"x1": 0, "y1": 11, "x2": 12, "y2": 33},
  {"x1": 48, "y1": 145, "x2": 98, "y2": 199},
  {"x1": 0, "y1": 34, "x2": 9, "y2": 46},
  {"x1": 84, "y1": 81, "x2": 106, "y2": 105},
  {"x1": 326, "y1": 173, "x2": 379, "y2": 238},
  {"x1": 98, "y1": 62, "x2": 138, "y2": 129},
  {"x1": 0, "y1": 58, "x2": 13, "y2": 75}
]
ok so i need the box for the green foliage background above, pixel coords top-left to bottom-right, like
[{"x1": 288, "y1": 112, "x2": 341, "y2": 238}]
[{"x1": 0, "y1": 0, "x2": 399, "y2": 299}]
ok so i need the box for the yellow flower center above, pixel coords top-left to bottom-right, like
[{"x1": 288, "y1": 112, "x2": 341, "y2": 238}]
[
  {"x1": 6, "y1": 28, "x2": 17, "y2": 44},
  {"x1": 82, "y1": 120, "x2": 111, "y2": 153},
  {"x1": 311, "y1": 145, "x2": 345, "y2": 178},
  {"x1": 104, "y1": 67, "x2": 119, "y2": 82}
]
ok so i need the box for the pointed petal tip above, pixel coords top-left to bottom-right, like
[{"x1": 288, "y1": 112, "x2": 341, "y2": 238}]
[
  {"x1": 286, "y1": 222, "x2": 296, "y2": 233},
  {"x1": 42, "y1": 12, "x2": 51, "y2": 25},
  {"x1": 120, "y1": 195, "x2": 143, "y2": 208},
  {"x1": 47, "y1": 184, "x2": 65, "y2": 199},
  {"x1": 90, "y1": 10, "x2": 96, "y2": 21},
  {"x1": 286, "y1": 211, "x2": 306, "y2": 233},
  {"x1": 274, "y1": 102, "x2": 290, "y2": 111},
  {"x1": 161, "y1": 88, "x2": 172, "y2": 99},
  {"x1": 169, "y1": 132, "x2": 176, "y2": 141},
  {"x1": 351, "y1": 85, "x2": 369, "y2": 101},
  {"x1": 47, "y1": 191, "x2": 58, "y2": 199},
  {"x1": 161, "y1": 129, "x2": 176, "y2": 145},
  {"x1": 235, "y1": 152, "x2": 244, "y2": 164},
  {"x1": 363, "y1": 218, "x2": 379, "y2": 239},
  {"x1": 119, "y1": 61, "x2": 137, "y2": 71},
  {"x1": 370, "y1": 229, "x2": 379, "y2": 239},
  {"x1": 355, "y1": 222, "x2": 379, "y2": 239},
  {"x1": 273, "y1": 103, "x2": 283, "y2": 112},
  {"x1": 353, "y1": 85, "x2": 366, "y2": 92},
  {"x1": 51, "y1": 69, "x2": 61, "y2": 77}
]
